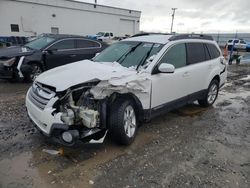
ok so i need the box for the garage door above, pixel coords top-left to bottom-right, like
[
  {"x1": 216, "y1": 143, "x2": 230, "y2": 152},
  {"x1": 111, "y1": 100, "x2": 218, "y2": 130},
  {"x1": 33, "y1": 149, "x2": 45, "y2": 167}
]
[{"x1": 120, "y1": 19, "x2": 135, "y2": 36}]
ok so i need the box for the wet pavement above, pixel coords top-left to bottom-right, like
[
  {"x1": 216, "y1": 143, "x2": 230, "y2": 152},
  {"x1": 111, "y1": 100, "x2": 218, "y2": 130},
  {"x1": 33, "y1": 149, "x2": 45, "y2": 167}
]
[{"x1": 0, "y1": 64, "x2": 249, "y2": 188}]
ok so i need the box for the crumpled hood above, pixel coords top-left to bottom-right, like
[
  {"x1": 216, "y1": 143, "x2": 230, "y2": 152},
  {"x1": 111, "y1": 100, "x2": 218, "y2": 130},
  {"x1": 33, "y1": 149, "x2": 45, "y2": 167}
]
[
  {"x1": 36, "y1": 60, "x2": 136, "y2": 91},
  {"x1": 0, "y1": 46, "x2": 34, "y2": 58}
]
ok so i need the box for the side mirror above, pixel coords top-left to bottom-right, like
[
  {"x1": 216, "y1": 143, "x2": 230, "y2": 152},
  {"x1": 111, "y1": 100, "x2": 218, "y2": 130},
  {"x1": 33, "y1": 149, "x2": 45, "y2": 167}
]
[
  {"x1": 43, "y1": 49, "x2": 55, "y2": 55},
  {"x1": 158, "y1": 63, "x2": 175, "y2": 73}
]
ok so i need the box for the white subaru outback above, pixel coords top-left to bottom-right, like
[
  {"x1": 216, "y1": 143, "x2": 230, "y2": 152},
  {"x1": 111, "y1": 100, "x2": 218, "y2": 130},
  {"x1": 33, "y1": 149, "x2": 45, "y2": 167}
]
[{"x1": 26, "y1": 34, "x2": 227, "y2": 146}]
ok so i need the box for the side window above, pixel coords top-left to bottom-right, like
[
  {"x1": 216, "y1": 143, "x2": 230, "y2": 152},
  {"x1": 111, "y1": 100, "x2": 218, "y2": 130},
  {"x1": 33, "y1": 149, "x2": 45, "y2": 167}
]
[
  {"x1": 186, "y1": 43, "x2": 206, "y2": 64},
  {"x1": 110, "y1": 33, "x2": 113, "y2": 37},
  {"x1": 206, "y1": 43, "x2": 220, "y2": 59},
  {"x1": 159, "y1": 43, "x2": 186, "y2": 68},
  {"x1": 76, "y1": 39, "x2": 101, "y2": 48},
  {"x1": 104, "y1": 33, "x2": 109, "y2": 37},
  {"x1": 203, "y1": 44, "x2": 211, "y2": 61},
  {"x1": 234, "y1": 39, "x2": 239, "y2": 43},
  {"x1": 50, "y1": 39, "x2": 75, "y2": 50}
]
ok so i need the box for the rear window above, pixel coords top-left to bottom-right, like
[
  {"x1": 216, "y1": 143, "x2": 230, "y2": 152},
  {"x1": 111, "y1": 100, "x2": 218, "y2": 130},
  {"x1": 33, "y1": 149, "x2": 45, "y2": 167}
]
[
  {"x1": 76, "y1": 39, "x2": 101, "y2": 48},
  {"x1": 186, "y1": 43, "x2": 206, "y2": 64},
  {"x1": 234, "y1": 39, "x2": 239, "y2": 43},
  {"x1": 206, "y1": 43, "x2": 220, "y2": 59}
]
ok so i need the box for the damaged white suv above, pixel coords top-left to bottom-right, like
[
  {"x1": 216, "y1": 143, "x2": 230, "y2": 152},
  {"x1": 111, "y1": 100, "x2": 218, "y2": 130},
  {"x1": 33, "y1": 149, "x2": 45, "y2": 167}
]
[{"x1": 26, "y1": 34, "x2": 227, "y2": 146}]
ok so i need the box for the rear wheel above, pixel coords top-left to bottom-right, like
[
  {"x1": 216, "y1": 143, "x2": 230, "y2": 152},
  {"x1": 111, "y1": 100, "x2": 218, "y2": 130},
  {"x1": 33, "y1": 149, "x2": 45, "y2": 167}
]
[
  {"x1": 109, "y1": 99, "x2": 138, "y2": 145},
  {"x1": 198, "y1": 79, "x2": 219, "y2": 107},
  {"x1": 24, "y1": 64, "x2": 42, "y2": 82}
]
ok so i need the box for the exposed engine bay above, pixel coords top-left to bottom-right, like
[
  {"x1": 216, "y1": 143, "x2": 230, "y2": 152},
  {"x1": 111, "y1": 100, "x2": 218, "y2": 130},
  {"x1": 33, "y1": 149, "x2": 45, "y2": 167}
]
[{"x1": 58, "y1": 84, "x2": 103, "y2": 129}]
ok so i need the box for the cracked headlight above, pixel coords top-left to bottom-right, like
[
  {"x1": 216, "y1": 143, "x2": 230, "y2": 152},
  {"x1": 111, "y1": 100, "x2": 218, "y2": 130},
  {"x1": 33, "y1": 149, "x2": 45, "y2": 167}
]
[{"x1": 0, "y1": 57, "x2": 16, "y2": 67}]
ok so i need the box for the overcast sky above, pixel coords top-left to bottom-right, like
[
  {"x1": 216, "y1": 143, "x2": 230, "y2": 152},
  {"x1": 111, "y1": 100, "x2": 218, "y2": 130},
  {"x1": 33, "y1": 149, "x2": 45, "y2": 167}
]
[{"x1": 79, "y1": 0, "x2": 250, "y2": 33}]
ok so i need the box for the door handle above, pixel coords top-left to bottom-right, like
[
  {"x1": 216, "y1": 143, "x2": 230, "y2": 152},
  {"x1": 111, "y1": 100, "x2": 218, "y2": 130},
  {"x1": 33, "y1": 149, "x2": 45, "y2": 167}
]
[
  {"x1": 70, "y1": 54, "x2": 77, "y2": 57},
  {"x1": 183, "y1": 72, "x2": 190, "y2": 77}
]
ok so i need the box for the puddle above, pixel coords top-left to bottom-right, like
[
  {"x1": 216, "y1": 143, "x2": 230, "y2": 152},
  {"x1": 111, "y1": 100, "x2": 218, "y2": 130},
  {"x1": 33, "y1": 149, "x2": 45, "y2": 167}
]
[
  {"x1": 0, "y1": 131, "x2": 158, "y2": 188},
  {"x1": 173, "y1": 104, "x2": 207, "y2": 117}
]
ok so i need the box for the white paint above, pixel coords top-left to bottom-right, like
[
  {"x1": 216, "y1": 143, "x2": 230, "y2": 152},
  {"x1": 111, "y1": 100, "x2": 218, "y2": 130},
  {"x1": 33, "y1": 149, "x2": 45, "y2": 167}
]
[
  {"x1": 26, "y1": 35, "x2": 227, "y2": 138},
  {"x1": 17, "y1": 56, "x2": 25, "y2": 78},
  {"x1": 26, "y1": 89, "x2": 63, "y2": 135},
  {"x1": 0, "y1": 0, "x2": 141, "y2": 37},
  {"x1": 36, "y1": 60, "x2": 136, "y2": 91}
]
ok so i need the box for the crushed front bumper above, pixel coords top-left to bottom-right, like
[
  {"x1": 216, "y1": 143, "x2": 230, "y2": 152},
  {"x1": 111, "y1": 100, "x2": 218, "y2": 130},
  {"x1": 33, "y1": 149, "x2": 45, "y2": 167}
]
[{"x1": 26, "y1": 88, "x2": 107, "y2": 146}]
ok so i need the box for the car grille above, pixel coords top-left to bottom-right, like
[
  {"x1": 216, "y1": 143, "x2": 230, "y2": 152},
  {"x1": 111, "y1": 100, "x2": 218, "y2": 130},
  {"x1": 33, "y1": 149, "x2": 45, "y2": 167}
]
[{"x1": 28, "y1": 83, "x2": 55, "y2": 110}]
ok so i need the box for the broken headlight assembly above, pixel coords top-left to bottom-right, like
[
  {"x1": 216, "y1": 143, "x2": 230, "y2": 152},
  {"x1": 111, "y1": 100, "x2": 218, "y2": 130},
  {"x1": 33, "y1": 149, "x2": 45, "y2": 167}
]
[{"x1": 0, "y1": 57, "x2": 16, "y2": 67}]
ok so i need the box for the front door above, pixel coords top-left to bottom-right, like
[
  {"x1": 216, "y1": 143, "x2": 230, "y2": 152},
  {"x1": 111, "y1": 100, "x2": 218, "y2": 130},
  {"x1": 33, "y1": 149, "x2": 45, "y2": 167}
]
[
  {"x1": 151, "y1": 43, "x2": 190, "y2": 109},
  {"x1": 44, "y1": 39, "x2": 76, "y2": 69}
]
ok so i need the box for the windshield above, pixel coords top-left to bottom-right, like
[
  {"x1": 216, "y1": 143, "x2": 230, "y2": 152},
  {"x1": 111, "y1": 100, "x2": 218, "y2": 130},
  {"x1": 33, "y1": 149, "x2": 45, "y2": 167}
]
[
  {"x1": 96, "y1": 32, "x2": 105, "y2": 36},
  {"x1": 93, "y1": 41, "x2": 163, "y2": 69},
  {"x1": 24, "y1": 37, "x2": 56, "y2": 50}
]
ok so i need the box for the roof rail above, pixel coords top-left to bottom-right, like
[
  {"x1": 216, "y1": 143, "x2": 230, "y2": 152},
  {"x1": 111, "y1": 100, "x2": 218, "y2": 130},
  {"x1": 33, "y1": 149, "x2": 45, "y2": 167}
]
[
  {"x1": 131, "y1": 32, "x2": 170, "y2": 38},
  {"x1": 169, "y1": 34, "x2": 213, "y2": 41}
]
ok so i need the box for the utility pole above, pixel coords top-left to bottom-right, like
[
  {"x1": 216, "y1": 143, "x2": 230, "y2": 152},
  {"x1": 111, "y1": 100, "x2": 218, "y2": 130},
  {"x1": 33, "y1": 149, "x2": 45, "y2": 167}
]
[{"x1": 170, "y1": 8, "x2": 177, "y2": 34}]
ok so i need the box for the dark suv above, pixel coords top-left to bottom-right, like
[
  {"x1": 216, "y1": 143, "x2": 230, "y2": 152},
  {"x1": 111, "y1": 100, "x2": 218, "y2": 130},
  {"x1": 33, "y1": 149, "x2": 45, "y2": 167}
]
[{"x1": 0, "y1": 34, "x2": 107, "y2": 82}]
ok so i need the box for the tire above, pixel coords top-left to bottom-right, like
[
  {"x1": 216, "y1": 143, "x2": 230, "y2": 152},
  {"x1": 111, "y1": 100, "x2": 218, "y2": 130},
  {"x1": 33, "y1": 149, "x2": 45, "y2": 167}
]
[
  {"x1": 198, "y1": 79, "x2": 219, "y2": 107},
  {"x1": 109, "y1": 99, "x2": 138, "y2": 145},
  {"x1": 24, "y1": 63, "x2": 43, "y2": 83}
]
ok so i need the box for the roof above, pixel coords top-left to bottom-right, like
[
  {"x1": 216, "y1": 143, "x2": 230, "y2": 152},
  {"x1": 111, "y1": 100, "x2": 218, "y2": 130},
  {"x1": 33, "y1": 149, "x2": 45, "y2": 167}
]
[
  {"x1": 124, "y1": 35, "x2": 173, "y2": 44},
  {"x1": 41, "y1": 33, "x2": 87, "y2": 39},
  {"x1": 124, "y1": 33, "x2": 214, "y2": 44}
]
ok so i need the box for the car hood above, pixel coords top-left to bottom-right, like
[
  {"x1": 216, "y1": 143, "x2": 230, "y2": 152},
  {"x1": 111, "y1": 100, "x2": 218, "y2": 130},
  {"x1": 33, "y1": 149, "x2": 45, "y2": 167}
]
[
  {"x1": 0, "y1": 46, "x2": 34, "y2": 58},
  {"x1": 36, "y1": 60, "x2": 136, "y2": 92}
]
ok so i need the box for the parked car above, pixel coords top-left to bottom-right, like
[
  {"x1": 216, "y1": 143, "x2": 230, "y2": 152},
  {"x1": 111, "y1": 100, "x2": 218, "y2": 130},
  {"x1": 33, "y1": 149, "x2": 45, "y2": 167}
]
[
  {"x1": 246, "y1": 42, "x2": 250, "y2": 52},
  {"x1": 87, "y1": 32, "x2": 114, "y2": 42},
  {"x1": 0, "y1": 34, "x2": 107, "y2": 82},
  {"x1": 26, "y1": 34, "x2": 227, "y2": 146},
  {"x1": 0, "y1": 41, "x2": 11, "y2": 48},
  {"x1": 227, "y1": 39, "x2": 247, "y2": 51}
]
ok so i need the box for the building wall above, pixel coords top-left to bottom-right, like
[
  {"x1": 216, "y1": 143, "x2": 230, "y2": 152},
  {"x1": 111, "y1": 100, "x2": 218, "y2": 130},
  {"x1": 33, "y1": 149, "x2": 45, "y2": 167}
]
[{"x1": 0, "y1": 0, "x2": 141, "y2": 37}]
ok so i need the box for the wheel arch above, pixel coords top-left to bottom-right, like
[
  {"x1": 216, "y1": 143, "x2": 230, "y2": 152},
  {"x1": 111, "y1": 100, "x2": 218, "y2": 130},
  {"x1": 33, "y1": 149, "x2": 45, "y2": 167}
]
[
  {"x1": 206, "y1": 69, "x2": 221, "y2": 89},
  {"x1": 108, "y1": 92, "x2": 145, "y2": 123}
]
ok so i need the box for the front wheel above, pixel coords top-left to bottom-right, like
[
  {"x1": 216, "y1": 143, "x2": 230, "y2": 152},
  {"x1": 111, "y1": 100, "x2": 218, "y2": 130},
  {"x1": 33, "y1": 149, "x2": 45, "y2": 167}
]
[
  {"x1": 109, "y1": 99, "x2": 138, "y2": 145},
  {"x1": 198, "y1": 79, "x2": 219, "y2": 107}
]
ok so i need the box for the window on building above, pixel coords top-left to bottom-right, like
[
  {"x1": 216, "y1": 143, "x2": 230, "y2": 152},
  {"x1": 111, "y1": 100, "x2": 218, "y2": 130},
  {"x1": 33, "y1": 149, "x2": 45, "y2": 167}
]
[
  {"x1": 10, "y1": 24, "x2": 19, "y2": 32},
  {"x1": 51, "y1": 27, "x2": 59, "y2": 34}
]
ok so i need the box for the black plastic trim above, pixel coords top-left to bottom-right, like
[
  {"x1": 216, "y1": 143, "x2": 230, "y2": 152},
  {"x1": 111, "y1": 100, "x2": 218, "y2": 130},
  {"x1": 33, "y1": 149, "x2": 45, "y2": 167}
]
[{"x1": 169, "y1": 34, "x2": 213, "y2": 41}]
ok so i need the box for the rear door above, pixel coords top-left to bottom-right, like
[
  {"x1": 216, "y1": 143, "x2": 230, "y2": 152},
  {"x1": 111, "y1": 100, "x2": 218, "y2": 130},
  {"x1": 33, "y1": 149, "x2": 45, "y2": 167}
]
[
  {"x1": 184, "y1": 42, "x2": 212, "y2": 94},
  {"x1": 75, "y1": 39, "x2": 102, "y2": 61},
  {"x1": 44, "y1": 39, "x2": 76, "y2": 69}
]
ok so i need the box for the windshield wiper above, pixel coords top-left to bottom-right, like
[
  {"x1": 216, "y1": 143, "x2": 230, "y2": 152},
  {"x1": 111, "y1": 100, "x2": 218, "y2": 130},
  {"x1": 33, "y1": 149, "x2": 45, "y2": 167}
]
[
  {"x1": 117, "y1": 42, "x2": 142, "y2": 64},
  {"x1": 136, "y1": 44, "x2": 154, "y2": 70}
]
